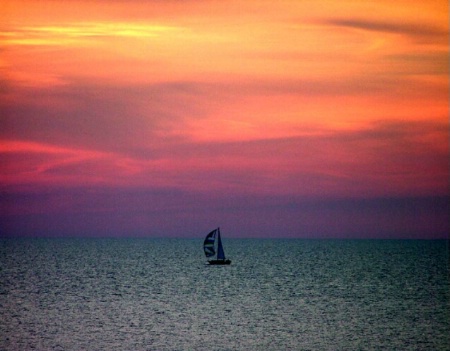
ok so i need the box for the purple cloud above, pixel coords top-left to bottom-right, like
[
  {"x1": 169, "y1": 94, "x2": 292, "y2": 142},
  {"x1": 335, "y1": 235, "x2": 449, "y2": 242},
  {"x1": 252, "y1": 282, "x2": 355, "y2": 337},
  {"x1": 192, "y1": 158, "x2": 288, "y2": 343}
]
[{"x1": 325, "y1": 18, "x2": 447, "y2": 43}]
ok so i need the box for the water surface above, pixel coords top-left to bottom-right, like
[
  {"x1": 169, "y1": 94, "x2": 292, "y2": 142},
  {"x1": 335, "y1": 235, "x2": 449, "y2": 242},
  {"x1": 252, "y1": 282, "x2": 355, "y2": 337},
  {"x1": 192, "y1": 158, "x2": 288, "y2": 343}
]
[{"x1": 1, "y1": 238, "x2": 448, "y2": 350}]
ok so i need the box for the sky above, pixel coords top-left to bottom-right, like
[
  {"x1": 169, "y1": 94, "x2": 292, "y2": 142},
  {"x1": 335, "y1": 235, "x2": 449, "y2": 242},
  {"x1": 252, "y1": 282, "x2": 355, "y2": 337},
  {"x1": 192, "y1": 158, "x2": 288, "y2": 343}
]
[{"x1": 1, "y1": 0, "x2": 448, "y2": 238}]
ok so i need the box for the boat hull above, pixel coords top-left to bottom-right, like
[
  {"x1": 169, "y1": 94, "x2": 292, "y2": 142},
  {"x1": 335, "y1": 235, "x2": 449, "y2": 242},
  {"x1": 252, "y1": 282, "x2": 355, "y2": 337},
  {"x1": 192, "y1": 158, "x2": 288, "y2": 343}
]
[{"x1": 208, "y1": 259, "x2": 231, "y2": 265}]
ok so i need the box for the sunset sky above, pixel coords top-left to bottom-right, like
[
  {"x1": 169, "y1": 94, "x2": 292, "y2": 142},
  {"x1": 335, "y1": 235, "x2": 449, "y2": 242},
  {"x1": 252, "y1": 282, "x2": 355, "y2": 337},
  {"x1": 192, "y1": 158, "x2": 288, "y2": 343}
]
[{"x1": 1, "y1": 0, "x2": 448, "y2": 238}]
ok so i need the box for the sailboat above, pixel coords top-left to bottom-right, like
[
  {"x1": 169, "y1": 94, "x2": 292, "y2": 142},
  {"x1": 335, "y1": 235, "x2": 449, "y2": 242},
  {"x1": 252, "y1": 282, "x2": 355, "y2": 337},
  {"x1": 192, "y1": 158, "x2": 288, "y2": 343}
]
[{"x1": 203, "y1": 227, "x2": 231, "y2": 265}]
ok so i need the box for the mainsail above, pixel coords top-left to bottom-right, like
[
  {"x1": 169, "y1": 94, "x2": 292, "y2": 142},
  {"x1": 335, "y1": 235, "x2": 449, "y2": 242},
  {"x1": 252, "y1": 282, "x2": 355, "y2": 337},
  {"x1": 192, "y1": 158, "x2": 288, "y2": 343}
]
[
  {"x1": 216, "y1": 228, "x2": 225, "y2": 260},
  {"x1": 203, "y1": 229, "x2": 216, "y2": 257}
]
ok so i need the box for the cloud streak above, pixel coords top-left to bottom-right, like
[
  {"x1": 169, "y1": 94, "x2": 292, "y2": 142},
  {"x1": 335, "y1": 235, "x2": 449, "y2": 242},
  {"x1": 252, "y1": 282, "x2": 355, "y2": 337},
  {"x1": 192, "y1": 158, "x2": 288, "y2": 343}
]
[
  {"x1": 2, "y1": 119, "x2": 447, "y2": 199},
  {"x1": 325, "y1": 18, "x2": 448, "y2": 43},
  {"x1": 1, "y1": 22, "x2": 187, "y2": 47}
]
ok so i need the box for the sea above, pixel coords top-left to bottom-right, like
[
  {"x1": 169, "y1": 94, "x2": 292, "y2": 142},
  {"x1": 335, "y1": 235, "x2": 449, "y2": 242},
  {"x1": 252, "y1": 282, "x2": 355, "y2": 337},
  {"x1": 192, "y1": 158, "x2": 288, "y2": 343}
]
[{"x1": 0, "y1": 238, "x2": 448, "y2": 351}]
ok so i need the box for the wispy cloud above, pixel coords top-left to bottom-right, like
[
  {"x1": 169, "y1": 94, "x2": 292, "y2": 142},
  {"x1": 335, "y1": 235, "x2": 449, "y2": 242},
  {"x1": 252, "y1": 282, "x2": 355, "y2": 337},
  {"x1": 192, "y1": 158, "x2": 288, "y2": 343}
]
[
  {"x1": 1, "y1": 119, "x2": 447, "y2": 199},
  {"x1": 1, "y1": 22, "x2": 185, "y2": 46},
  {"x1": 325, "y1": 17, "x2": 448, "y2": 43}
]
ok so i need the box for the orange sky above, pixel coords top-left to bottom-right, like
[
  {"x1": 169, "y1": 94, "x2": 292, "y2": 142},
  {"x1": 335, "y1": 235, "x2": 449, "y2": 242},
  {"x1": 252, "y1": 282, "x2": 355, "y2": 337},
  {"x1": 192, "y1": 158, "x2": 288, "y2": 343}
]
[{"x1": 1, "y1": 0, "x2": 448, "y2": 237}]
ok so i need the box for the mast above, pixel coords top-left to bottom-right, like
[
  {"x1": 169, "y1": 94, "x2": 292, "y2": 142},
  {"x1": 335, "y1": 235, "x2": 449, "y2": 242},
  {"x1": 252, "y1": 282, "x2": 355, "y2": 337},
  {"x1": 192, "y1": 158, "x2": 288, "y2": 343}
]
[{"x1": 216, "y1": 227, "x2": 225, "y2": 260}]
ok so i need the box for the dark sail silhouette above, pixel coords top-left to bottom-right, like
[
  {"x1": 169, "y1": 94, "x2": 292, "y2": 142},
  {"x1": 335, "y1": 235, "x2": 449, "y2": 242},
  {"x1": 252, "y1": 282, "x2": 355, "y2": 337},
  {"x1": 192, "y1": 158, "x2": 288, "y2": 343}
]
[{"x1": 203, "y1": 227, "x2": 231, "y2": 265}]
